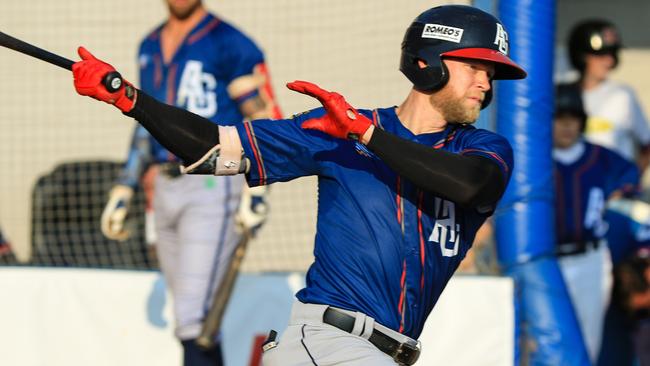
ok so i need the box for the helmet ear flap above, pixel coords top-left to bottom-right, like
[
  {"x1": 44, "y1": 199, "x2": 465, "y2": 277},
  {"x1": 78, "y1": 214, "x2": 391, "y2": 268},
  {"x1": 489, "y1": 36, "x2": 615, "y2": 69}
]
[
  {"x1": 432, "y1": 59, "x2": 450, "y2": 91},
  {"x1": 481, "y1": 87, "x2": 493, "y2": 109},
  {"x1": 400, "y1": 51, "x2": 449, "y2": 92}
]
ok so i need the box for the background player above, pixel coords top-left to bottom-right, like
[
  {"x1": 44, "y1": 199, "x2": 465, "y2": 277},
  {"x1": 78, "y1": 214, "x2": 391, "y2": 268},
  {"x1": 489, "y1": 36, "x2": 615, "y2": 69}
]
[
  {"x1": 70, "y1": 5, "x2": 525, "y2": 365},
  {"x1": 568, "y1": 19, "x2": 650, "y2": 173},
  {"x1": 0, "y1": 227, "x2": 17, "y2": 265},
  {"x1": 602, "y1": 199, "x2": 650, "y2": 365},
  {"x1": 99, "y1": 0, "x2": 281, "y2": 364},
  {"x1": 552, "y1": 83, "x2": 639, "y2": 362},
  {"x1": 614, "y1": 247, "x2": 650, "y2": 364}
]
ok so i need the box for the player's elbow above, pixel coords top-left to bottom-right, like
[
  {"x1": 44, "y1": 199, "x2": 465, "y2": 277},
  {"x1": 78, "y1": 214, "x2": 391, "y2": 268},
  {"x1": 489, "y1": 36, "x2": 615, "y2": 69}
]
[{"x1": 453, "y1": 163, "x2": 506, "y2": 208}]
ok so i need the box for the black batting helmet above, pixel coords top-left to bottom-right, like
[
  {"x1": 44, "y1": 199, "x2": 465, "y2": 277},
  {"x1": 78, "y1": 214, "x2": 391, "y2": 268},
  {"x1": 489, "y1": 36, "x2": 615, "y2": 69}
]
[
  {"x1": 568, "y1": 19, "x2": 622, "y2": 71},
  {"x1": 555, "y1": 83, "x2": 587, "y2": 131},
  {"x1": 400, "y1": 5, "x2": 526, "y2": 108}
]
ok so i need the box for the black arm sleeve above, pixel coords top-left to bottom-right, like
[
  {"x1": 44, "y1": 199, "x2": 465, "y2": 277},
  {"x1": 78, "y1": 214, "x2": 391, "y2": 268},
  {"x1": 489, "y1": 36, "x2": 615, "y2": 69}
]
[
  {"x1": 124, "y1": 90, "x2": 220, "y2": 163},
  {"x1": 366, "y1": 128, "x2": 506, "y2": 208}
]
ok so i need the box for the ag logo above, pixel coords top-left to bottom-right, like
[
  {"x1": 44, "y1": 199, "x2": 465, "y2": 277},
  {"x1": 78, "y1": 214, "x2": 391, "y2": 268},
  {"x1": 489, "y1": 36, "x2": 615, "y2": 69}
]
[
  {"x1": 177, "y1": 61, "x2": 217, "y2": 118},
  {"x1": 428, "y1": 198, "x2": 460, "y2": 257},
  {"x1": 493, "y1": 23, "x2": 509, "y2": 55},
  {"x1": 584, "y1": 187, "x2": 609, "y2": 237}
]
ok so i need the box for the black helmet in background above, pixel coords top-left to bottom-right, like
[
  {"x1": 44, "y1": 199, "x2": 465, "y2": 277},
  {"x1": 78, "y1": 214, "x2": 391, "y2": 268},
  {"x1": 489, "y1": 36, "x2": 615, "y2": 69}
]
[
  {"x1": 555, "y1": 83, "x2": 587, "y2": 131},
  {"x1": 568, "y1": 19, "x2": 622, "y2": 72}
]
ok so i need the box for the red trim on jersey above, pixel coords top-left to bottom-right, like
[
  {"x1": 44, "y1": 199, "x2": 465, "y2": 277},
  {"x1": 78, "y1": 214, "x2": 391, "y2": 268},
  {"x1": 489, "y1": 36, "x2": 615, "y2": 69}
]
[
  {"x1": 166, "y1": 64, "x2": 177, "y2": 105},
  {"x1": 417, "y1": 190, "x2": 425, "y2": 291},
  {"x1": 244, "y1": 122, "x2": 267, "y2": 185},
  {"x1": 433, "y1": 134, "x2": 455, "y2": 149},
  {"x1": 396, "y1": 176, "x2": 402, "y2": 225},
  {"x1": 371, "y1": 110, "x2": 379, "y2": 127},
  {"x1": 187, "y1": 18, "x2": 221, "y2": 45},
  {"x1": 255, "y1": 63, "x2": 283, "y2": 119},
  {"x1": 572, "y1": 147, "x2": 600, "y2": 241},
  {"x1": 398, "y1": 260, "x2": 407, "y2": 333},
  {"x1": 461, "y1": 148, "x2": 509, "y2": 173}
]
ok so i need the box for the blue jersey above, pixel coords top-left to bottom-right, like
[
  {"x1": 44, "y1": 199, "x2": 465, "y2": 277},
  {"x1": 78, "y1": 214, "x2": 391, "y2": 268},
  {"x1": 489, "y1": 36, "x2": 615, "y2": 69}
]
[
  {"x1": 554, "y1": 142, "x2": 639, "y2": 245},
  {"x1": 118, "y1": 13, "x2": 266, "y2": 187},
  {"x1": 236, "y1": 107, "x2": 513, "y2": 338}
]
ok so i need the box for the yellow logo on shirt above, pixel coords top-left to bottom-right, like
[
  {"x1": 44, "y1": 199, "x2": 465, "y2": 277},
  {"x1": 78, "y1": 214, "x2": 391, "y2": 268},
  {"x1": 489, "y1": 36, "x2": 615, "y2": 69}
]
[{"x1": 585, "y1": 116, "x2": 614, "y2": 134}]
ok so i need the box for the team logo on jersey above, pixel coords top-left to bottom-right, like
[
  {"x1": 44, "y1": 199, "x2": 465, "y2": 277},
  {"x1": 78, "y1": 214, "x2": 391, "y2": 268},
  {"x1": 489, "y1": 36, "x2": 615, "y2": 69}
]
[
  {"x1": 584, "y1": 187, "x2": 609, "y2": 237},
  {"x1": 428, "y1": 198, "x2": 460, "y2": 257},
  {"x1": 177, "y1": 61, "x2": 218, "y2": 118},
  {"x1": 422, "y1": 23, "x2": 464, "y2": 43},
  {"x1": 493, "y1": 23, "x2": 509, "y2": 55}
]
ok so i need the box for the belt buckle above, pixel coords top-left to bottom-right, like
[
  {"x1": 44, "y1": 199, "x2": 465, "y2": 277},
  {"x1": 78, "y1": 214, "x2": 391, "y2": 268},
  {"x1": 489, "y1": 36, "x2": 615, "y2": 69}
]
[{"x1": 393, "y1": 340, "x2": 421, "y2": 365}]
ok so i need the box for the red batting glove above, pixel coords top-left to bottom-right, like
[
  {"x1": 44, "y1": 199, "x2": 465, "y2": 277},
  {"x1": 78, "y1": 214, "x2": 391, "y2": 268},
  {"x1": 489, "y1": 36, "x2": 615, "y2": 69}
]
[
  {"x1": 286, "y1": 80, "x2": 372, "y2": 140},
  {"x1": 72, "y1": 47, "x2": 136, "y2": 113}
]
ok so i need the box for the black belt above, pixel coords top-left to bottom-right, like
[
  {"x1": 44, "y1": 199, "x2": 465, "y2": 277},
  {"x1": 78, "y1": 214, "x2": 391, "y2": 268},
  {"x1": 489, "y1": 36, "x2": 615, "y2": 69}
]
[
  {"x1": 556, "y1": 240, "x2": 601, "y2": 257},
  {"x1": 323, "y1": 307, "x2": 420, "y2": 366}
]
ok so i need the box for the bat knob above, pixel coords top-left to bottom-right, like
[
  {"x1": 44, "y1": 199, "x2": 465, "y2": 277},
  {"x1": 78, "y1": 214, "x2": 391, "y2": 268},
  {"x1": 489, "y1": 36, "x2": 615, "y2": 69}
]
[{"x1": 103, "y1": 71, "x2": 123, "y2": 93}]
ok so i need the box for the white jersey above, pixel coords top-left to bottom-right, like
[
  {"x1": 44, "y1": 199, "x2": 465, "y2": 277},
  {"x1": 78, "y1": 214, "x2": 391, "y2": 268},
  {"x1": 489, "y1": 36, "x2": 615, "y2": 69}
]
[{"x1": 583, "y1": 79, "x2": 650, "y2": 161}]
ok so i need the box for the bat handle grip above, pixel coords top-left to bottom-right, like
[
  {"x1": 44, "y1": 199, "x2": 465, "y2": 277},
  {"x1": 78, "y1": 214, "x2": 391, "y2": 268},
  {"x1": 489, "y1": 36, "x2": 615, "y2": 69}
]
[{"x1": 102, "y1": 71, "x2": 123, "y2": 93}]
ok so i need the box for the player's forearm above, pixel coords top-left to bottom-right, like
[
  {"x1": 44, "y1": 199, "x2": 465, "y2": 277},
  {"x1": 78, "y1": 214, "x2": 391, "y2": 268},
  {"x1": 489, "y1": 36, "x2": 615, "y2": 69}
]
[
  {"x1": 117, "y1": 126, "x2": 153, "y2": 188},
  {"x1": 239, "y1": 95, "x2": 270, "y2": 120},
  {"x1": 125, "y1": 90, "x2": 220, "y2": 164},
  {"x1": 366, "y1": 128, "x2": 506, "y2": 207}
]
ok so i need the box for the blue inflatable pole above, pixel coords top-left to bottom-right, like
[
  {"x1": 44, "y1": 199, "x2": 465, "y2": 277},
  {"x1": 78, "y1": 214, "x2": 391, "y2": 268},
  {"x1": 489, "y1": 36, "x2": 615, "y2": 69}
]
[{"x1": 494, "y1": 0, "x2": 591, "y2": 364}]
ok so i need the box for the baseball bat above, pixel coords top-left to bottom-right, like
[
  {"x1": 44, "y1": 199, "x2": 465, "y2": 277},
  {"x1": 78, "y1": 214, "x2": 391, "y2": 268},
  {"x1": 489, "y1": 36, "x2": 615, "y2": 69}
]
[
  {"x1": 196, "y1": 230, "x2": 251, "y2": 350},
  {"x1": 0, "y1": 30, "x2": 123, "y2": 92}
]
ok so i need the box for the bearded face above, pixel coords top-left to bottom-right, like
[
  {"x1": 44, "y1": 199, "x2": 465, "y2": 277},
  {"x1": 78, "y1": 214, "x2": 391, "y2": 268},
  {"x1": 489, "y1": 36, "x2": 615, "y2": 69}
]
[
  {"x1": 429, "y1": 58, "x2": 493, "y2": 124},
  {"x1": 430, "y1": 85, "x2": 482, "y2": 124}
]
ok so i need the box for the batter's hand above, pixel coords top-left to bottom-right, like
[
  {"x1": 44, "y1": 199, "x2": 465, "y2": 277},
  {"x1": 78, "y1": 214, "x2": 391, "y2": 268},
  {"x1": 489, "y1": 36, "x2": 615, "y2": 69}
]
[
  {"x1": 101, "y1": 185, "x2": 134, "y2": 241},
  {"x1": 236, "y1": 185, "x2": 269, "y2": 237},
  {"x1": 286, "y1": 81, "x2": 372, "y2": 140},
  {"x1": 72, "y1": 47, "x2": 136, "y2": 113}
]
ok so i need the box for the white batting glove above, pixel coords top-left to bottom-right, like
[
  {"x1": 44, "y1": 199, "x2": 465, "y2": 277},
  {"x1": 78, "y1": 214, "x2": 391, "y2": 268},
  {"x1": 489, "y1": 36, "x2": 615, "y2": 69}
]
[
  {"x1": 236, "y1": 185, "x2": 269, "y2": 237},
  {"x1": 100, "y1": 185, "x2": 134, "y2": 241}
]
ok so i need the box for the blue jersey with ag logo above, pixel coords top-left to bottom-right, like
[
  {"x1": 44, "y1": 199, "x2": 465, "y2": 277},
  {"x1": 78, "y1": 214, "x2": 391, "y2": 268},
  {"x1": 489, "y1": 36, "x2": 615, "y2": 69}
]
[
  {"x1": 236, "y1": 107, "x2": 513, "y2": 338},
  {"x1": 119, "y1": 13, "x2": 265, "y2": 187},
  {"x1": 554, "y1": 142, "x2": 639, "y2": 245}
]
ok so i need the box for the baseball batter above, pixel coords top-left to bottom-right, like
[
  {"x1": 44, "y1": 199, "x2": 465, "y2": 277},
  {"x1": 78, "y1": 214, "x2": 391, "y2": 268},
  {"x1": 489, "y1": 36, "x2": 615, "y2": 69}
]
[
  {"x1": 553, "y1": 83, "x2": 640, "y2": 362},
  {"x1": 99, "y1": 1, "x2": 281, "y2": 365},
  {"x1": 71, "y1": 5, "x2": 526, "y2": 365},
  {"x1": 568, "y1": 20, "x2": 650, "y2": 166}
]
